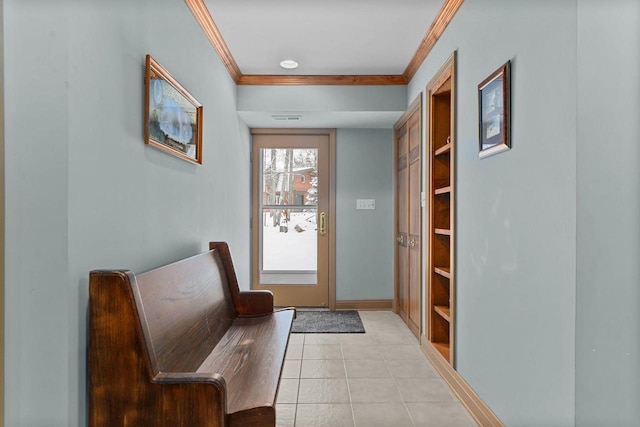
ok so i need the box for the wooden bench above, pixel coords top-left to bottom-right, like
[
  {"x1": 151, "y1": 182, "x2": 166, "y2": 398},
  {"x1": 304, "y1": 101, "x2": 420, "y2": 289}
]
[{"x1": 89, "y1": 242, "x2": 295, "y2": 427}]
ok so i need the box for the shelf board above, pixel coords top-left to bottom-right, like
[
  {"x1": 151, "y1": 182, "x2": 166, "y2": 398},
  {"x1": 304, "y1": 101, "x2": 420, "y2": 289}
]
[
  {"x1": 434, "y1": 186, "x2": 451, "y2": 195},
  {"x1": 432, "y1": 341, "x2": 450, "y2": 361},
  {"x1": 434, "y1": 305, "x2": 451, "y2": 322},
  {"x1": 434, "y1": 228, "x2": 451, "y2": 236},
  {"x1": 434, "y1": 143, "x2": 451, "y2": 156},
  {"x1": 434, "y1": 266, "x2": 451, "y2": 279}
]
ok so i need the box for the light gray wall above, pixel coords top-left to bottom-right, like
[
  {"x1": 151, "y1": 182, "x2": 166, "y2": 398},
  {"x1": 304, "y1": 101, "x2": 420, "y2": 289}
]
[
  {"x1": 335, "y1": 129, "x2": 394, "y2": 300},
  {"x1": 408, "y1": 0, "x2": 577, "y2": 425},
  {"x1": 5, "y1": 2, "x2": 71, "y2": 424},
  {"x1": 237, "y1": 85, "x2": 407, "y2": 128},
  {"x1": 238, "y1": 85, "x2": 407, "y2": 113},
  {"x1": 4, "y1": 0, "x2": 251, "y2": 425},
  {"x1": 237, "y1": 85, "x2": 400, "y2": 301},
  {"x1": 576, "y1": 1, "x2": 640, "y2": 425},
  {"x1": 5, "y1": 1, "x2": 638, "y2": 426}
]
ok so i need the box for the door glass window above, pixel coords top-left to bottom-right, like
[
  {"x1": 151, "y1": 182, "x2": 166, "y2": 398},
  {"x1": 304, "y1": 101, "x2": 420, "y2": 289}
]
[{"x1": 259, "y1": 148, "x2": 318, "y2": 284}]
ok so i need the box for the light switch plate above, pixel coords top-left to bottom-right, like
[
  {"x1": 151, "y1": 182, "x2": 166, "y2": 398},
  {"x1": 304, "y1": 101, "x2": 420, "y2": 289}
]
[{"x1": 356, "y1": 199, "x2": 376, "y2": 210}]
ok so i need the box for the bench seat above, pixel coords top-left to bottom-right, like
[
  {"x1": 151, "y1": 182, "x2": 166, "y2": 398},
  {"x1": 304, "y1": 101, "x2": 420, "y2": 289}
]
[
  {"x1": 198, "y1": 310, "x2": 295, "y2": 419},
  {"x1": 89, "y1": 242, "x2": 295, "y2": 427}
]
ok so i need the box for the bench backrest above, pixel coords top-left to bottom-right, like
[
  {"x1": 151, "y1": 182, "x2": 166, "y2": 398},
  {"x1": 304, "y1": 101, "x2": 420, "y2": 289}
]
[{"x1": 133, "y1": 249, "x2": 237, "y2": 373}]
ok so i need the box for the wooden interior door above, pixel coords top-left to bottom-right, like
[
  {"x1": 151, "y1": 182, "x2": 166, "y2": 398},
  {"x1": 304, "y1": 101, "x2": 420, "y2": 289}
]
[
  {"x1": 396, "y1": 126, "x2": 409, "y2": 321},
  {"x1": 394, "y1": 96, "x2": 422, "y2": 338},
  {"x1": 408, "y1": 111, "x2": 421, "y2": 335}
]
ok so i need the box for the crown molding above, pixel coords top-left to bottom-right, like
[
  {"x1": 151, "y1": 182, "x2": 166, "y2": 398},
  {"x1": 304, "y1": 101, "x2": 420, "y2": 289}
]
[
  {"x1": 238, "y1": 74, "x2": 407, "y2": 86},
  {"x1": 185, "y1": 0, "x2": 242, "y2": 83},
  {"x1": 186, "y1": 0, "x2": 464, "y2": 86},
  {"x1": 403, "y1": 0, "x2": 464, "y2": 81}
]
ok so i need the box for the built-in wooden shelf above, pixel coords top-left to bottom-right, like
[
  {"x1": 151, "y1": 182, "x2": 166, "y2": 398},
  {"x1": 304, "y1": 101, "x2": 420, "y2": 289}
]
[
  {"x1": 434, "y1": 266, "x2": 451, "y2": 279},
  {"x1": 434, "y1": 305, "x2": 451, "y2": 322},
  {"x1": 434, "y1": 228, "x2": 451, "y2": 236},
  {"x1": 434, "y1": 186, "x2": 451, "y2": 195},
  {"x1": 427, "y1": 53, "x2": 456, "y2": 367},
  {"x1": 432, "y1": 341, "x2": 450, "y2": 361},
  {"x1": 435, "y1": 143, "x2": 451, "y2": 156}
]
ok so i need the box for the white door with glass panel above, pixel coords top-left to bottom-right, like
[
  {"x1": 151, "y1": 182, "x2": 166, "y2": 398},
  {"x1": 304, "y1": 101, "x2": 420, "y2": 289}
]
[{"x1": 251, "y1": 131, "x2": 331, "y2": 307}]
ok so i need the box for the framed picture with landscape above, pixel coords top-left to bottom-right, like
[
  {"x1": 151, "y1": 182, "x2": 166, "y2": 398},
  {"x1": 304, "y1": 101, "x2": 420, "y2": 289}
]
[
  {"x1": 144, "y1": 54, "x2": 203, "y2": 165},
  {"x1": 478, "y1": 60, "x2": 510, "y2": 159}
]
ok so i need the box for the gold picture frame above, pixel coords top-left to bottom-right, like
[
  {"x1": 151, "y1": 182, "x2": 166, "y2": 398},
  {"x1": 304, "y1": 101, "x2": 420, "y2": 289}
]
[{"x1": 144, "y1": 54, "x2": 203, "y2": 165}]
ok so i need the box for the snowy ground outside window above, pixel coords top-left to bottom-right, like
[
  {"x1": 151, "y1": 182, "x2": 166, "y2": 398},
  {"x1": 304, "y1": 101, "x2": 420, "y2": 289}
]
[{"x1": 262, "y1": 212, "x2": 317, "y2": 271}]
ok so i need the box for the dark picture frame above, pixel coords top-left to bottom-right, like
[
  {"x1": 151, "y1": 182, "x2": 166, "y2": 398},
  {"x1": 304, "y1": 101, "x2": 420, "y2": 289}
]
[
  {"x1": 478, "y1": 60, "x2": 510, "y2": 159},
  {"x1": 144, "y1": 54, "x2": 203, "y2": 165}
]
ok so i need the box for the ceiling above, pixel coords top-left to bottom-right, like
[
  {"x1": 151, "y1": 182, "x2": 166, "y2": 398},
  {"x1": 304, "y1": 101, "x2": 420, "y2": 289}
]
[
  {"x1": 203, "y1": 0, "x2": 446, "y2": 76},
  {"x1": 188, "y1": 0, "x2": 461, "y2": 127}
]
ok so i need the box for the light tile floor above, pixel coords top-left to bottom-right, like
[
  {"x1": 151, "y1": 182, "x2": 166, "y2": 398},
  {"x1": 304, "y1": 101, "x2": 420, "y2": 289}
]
[{"x1": 277, "y1": 310, "x2": 478, "y2": 427}]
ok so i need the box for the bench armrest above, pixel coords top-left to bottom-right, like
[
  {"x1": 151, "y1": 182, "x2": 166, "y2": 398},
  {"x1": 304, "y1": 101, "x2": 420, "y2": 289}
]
[
  {"x1": 151, "y1": 373, "x2": 227, "y2": 426},
  {"x1": 154, "y1": 371, "x2": 226, "y2": 386},
  {"x1": 237, "y1": 290, "x2": 274, "y2": 316}
]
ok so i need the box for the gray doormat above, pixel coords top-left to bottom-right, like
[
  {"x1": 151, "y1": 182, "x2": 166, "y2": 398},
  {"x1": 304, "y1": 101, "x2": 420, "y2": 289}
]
[{"x1": 291, "y1": 310, "x2": 365, "y2": 334}]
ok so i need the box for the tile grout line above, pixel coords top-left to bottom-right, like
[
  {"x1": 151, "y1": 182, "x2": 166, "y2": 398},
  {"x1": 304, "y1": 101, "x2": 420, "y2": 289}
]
[
  {"x1": 340, "y1": 332, "x2": 358, "y2": 427},
  {"x1": 293, "y1": 334, "x2": 305, "y2": 427},
  {"x1": 285, "y1": 312, "x2": 463, "y2": 426},
  {"x1": 381, "y1": 344, "x2": 418, "y2": 427}
]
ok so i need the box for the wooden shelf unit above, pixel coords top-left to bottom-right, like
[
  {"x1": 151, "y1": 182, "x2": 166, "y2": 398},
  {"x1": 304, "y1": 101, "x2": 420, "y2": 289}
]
[
  {"x1": 431, "y1": 341, "x2": 450, "y2": 361},
  {"x1": 427, "y1": 52, "x2": 456, "y2": 366},
  {"x1": 434, "y1": 266, "x2": 451, "y2": 279},
  {"x1": 434, "y1": 143, "x2": 451, "y2": 156},
  {"x1": 434, "y1": 186, "x2": 452, "y2": 195},
  {"x1": 434, "y1": 305, "x2": 451, "y2": 322},
  {"x1": 434, "y1": 228, "x2": 451, "y2": 236}
]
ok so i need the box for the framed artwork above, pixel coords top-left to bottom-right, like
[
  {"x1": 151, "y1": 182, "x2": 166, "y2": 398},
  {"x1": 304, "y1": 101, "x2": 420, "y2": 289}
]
[
  {"x1": 478, "y1": 60, "x2": 510, "y2": 159},
  {"x1": 144, "y1": 54, "x2": 203, "y2": 165}
]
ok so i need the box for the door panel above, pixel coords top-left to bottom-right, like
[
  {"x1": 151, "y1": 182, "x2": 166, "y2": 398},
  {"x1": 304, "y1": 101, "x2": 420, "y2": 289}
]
[
  {"x1": 394, "y1": 97, "x2": 422, "y2": 338},
  {"x1": 408, "y1": 112, "x2": 421, "y2": 333},
  {"x1": 396, "y1": 127, "x2": 409, "y2": 323},
  {"x1": 252, "y1": 132, "x2": 331, "y2": 307}
]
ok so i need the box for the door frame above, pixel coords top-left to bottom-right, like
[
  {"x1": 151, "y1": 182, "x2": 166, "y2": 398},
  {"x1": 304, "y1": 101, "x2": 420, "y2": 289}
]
[{"x1": 250, "y1": 128, "x2": 336, "y2": 309}]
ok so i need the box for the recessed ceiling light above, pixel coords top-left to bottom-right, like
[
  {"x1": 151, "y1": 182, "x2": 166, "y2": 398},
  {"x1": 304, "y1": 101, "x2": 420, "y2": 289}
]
[{"x1": 279, "y1": 59, "x2": 299, "y2": 70}]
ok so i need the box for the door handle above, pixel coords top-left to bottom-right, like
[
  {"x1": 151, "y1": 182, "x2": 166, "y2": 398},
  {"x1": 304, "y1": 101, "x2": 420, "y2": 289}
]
[
  {"x1": 319, "y1": 212, "x2": 327, "y2": 235},
  {"x1": 397, "y1": 234, "x2": 404, "y2": 245},
  {"x1": 410, "y1": 238, "x2": 416, "y2": 248}
]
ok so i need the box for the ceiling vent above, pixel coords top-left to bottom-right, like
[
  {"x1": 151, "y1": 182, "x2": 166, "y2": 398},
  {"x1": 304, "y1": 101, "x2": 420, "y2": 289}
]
[{"x1": 271, "y1": 114, "x2": 302, "y2": 121}]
